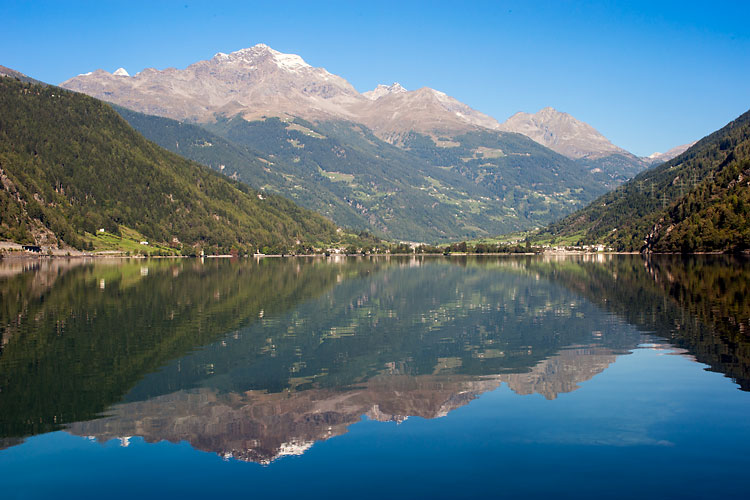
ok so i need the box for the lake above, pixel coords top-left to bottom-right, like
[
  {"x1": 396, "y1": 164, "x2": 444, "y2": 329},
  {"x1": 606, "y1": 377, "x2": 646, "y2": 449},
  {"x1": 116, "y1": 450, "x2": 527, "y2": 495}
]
[{"x1": 1, "y1": 254, "x2": 749, "y2": 498}]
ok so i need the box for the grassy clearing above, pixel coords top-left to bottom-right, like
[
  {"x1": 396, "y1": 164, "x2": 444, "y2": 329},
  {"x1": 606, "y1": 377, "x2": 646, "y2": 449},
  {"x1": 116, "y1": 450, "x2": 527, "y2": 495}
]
[
  {"x1": 318, "y1": 167, "x2": 356, "y2": 184},
  {"x1": 532, "y1": 230, "x2": 587, "y2": 246},
  {"x1": 85, "y1": 227, "x2": 175, "y2": 254},
  {"x1": 286, "y1": 122, "x2": 326, "y2": 139}
]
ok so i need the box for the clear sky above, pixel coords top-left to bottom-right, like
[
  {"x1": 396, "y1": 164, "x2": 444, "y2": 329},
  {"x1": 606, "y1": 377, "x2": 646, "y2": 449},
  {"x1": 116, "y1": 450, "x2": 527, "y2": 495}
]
[{"x1": 2, "y1": 0, "x2": 749, "y2": 156}]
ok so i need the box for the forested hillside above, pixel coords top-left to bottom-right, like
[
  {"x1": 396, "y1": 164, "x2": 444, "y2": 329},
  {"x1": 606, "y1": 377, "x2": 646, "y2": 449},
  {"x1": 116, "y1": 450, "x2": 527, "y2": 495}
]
[
  {"x1": 0, "y1": 77, "x2": 338, "y2": 253},
  {"x1": 118, "y1": 108, "x2": 613, "y2": 242},
  {"x1": 541, "y1": 109, "x2": 750, "y2": 253}
]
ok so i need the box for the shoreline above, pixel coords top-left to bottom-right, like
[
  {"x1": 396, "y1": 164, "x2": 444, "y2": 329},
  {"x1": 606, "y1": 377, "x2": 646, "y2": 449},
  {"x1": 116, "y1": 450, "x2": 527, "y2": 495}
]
[{"x1": 1, "y1": 250, "x2": 743, "y2": 261}]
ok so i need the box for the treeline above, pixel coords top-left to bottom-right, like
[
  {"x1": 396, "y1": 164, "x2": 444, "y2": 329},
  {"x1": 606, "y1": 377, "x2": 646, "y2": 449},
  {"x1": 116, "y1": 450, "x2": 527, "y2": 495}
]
[{"x1": 383, "y1": 240, "x2": 537, "y2": 255}]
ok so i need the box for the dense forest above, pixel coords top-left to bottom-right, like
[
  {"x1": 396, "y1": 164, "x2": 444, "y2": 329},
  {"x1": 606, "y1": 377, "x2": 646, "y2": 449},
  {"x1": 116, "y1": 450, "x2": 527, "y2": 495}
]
[
  {"x1": 541, "y1": 109, "x2": 750, "y2": 253},
  {"x1": 0, "y1": 77, "x2": 339, "y2": 253}
]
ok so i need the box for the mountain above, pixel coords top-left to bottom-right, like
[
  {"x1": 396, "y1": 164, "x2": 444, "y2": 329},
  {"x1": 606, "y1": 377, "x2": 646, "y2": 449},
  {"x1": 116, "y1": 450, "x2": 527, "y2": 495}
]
[
  {"x1": 117, "y1": 107, "x2": 607, "y2": 241},
  {"x1": 61, "y1": 44, "x2": 364, "y2": 123},
  {"x1": 498, "y1": 107, "x2": 648, "y2": 181},
  {"x1": 362, "y1": 82, "x2": 407, "y2": 100},
  {"x1": 499, "y1": 107, "x2": 628, "y2": 160},
  {"x1": 60, "y1": 45, "x2": 660, "y2": 173},
  {"x1": 60, "y1": 44, "x2": 655, "y2": 240},
  {"x1": 0, "y1": 76, "x2": 338, "y2": 252},
  {"x1": 61, "y1": 45, "x2": 504, "y2": 142},
  {"x1": 644, "y1": 141, "x2": 697, "y2": 165},
  {"x1": 540, "y1": 109, "x2": 750, "y2": 253},
  {"x1": 356, "y1": 84, "x2": 502, "y2": 142}
]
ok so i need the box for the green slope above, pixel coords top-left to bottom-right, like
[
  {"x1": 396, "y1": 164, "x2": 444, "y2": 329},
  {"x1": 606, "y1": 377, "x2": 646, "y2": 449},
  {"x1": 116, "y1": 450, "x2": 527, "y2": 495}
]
[
  {"x1": 117, "y1": 107, "x2": 613, "y2": 242},
  {"x1": 575, "y1": 152, "x2": 648, "y2": 187},
  {"x1": 541, "y1": 109, "x2": 750, "y2": 253},
  {"x1": 400, "y1": 129, "x2": 607, "y2": 219},
  {"x1": 0, "y1": 78, "x2": 338, "y2": 252}
]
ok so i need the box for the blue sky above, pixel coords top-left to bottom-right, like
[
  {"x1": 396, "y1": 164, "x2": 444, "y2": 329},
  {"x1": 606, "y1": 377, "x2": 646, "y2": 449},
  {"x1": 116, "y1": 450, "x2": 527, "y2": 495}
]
[{"x1": 2, "y1": 0, "x2": 749, "y2": 156}]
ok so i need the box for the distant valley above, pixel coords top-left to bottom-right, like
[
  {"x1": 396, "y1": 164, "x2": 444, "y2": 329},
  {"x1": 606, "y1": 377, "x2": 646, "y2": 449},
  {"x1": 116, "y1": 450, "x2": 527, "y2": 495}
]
[{"x1": 59, "y1": 44, "x2": 692, "y2": 242}]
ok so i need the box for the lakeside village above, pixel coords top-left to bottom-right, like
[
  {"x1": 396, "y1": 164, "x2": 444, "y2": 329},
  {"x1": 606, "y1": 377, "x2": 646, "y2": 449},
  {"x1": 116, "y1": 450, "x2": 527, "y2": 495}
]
[{"x1": 0, "y1": 236, "x2": 611, "y2": 259}]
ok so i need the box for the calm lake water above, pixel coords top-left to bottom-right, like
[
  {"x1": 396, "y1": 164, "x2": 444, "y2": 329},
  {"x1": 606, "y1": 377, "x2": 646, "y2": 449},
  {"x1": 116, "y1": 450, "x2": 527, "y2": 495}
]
[{"x1": 1, "y1": 255, "x2": 749, "y2": 498}]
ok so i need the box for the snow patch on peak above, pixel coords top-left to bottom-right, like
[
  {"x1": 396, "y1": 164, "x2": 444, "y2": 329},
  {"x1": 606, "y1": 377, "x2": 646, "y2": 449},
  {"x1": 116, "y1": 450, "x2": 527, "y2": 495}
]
[
  {"x1": 272, "y1": 52, "x2": 311, "y2": 71},
  {"x1": 113, "y1": 67, "x2": 130, "y2": 77},
  {"x1": 223, "y1": 44, "x2": 311, "y2": 71}
]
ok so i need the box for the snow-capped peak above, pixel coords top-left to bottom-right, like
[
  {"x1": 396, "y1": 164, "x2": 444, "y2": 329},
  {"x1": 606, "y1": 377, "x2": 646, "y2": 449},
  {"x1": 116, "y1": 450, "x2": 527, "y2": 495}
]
[
  {"x1": 271, "y1": 51, "x2": 311, "y2": 71},
  {"x1": 113, "y1": 67, "x2": 130, "y2": 77},
  {"x1": 220, "y1": 44, "x2": 311, "y2": 72},
  {"x1": 363, "y1": 82, "x2": 408, "y2": 100}
]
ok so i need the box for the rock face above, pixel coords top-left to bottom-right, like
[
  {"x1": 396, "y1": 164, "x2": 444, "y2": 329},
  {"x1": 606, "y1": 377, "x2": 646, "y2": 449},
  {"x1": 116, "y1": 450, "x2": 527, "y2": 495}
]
[
  {"x1": 358, "y1": 86, "x2": 501, "y2": 141},
  {"x1": 644, "y1": 141, "x2": 697, "y2": 165},
  {"x1": 498, "y1": 107, "x2": 637, "y2": 161},
  {"x1": 362, "y1": 82, "x2": 407, "y2": 100},
  {"x1": 61, "y1": 44, "x2": 364, "y2": 123},
  {"x1": 60, "y1": 45, "x2": 499, "y2": 139}
]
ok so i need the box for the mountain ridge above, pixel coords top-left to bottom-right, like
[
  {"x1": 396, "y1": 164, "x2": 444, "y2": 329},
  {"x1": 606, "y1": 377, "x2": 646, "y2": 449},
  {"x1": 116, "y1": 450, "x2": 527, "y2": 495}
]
[
  {"x1": 60, "y1": 43, "x2": 676, "y2": 166},
  {"x1": 498, "y1": 107, "x2": 632, "y2": 160}
]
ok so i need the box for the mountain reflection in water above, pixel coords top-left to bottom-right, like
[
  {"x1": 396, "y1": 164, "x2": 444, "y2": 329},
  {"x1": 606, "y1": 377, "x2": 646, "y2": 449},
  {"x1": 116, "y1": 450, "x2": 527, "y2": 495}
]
[{"x1": 1, "y1": 255, "x2": 748, "y2": 463}]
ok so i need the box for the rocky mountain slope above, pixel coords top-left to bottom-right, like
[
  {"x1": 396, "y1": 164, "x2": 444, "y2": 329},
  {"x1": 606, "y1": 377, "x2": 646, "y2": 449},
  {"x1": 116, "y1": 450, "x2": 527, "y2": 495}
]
[
  {"x1": 0, "y1": 65, "x2": 45, "y2": 85},
  {"x1": 61, "y1": 45, "x2": 503, "y2": 141},
  {"x1": 62, "y1": 44, "x2": 363, "y2": 123},
  {"x1": 499, "y1": 107, "x2": 628, "y2": 160},
  {"x1": 357, "y1": 83, "x2": 502, "y2": 141},
  {"x1": 60, "y1": 44, "x2": 659, "y2": 168},
  {"x1": 498, "y1": 106, "x2": 650, "y2": 181},
  {"x1": 644, "y1": 141, "x2": 697, "y2": 165}
]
